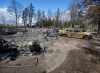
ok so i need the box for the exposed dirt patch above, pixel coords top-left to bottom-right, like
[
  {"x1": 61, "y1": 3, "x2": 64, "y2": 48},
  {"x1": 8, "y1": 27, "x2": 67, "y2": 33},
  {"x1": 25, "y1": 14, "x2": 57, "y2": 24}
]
[
  {"x1": 50, "y1": 49, "x2": 100, "y2": 73},
  {"x1": 46, "y1": 38, "x2": 82, "y2": 72},
  {"x1": 0, "y1": 55, "x2": 46, "y2": 73},
  {"x1": 50, "y1": 38, "x2": 100, "y2": 73}
]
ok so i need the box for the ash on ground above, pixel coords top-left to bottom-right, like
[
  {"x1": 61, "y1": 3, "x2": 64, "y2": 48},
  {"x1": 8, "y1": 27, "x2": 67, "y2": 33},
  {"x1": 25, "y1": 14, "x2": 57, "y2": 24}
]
[{"x1": 1, "y1": 28, "x2": 57, "y2": 52}]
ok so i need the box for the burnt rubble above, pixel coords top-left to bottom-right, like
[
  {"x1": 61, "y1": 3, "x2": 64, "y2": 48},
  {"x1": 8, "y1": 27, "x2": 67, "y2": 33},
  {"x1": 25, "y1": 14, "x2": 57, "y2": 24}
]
[
  {"x1": 29, "y1": 40, "x2": 46, "y2": 55},
  {"x1": 0, "y1": 28, "x2": 18, "y2": 35},
  {"x1": 0, "y1": 37, "x2": 19, "y2": 61},
  {"x1": 0, "y1": 28, "x2": 56, "y2": 61},
  {"x1": 44, "y1": 28, "x2": 58, "y2": 38}
]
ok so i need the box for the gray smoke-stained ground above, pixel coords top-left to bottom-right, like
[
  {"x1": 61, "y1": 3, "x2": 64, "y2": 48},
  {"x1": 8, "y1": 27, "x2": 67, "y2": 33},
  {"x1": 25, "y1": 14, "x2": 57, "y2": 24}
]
[{"x1": 0, "y1": 28, "x2": 100, "y2": 73}]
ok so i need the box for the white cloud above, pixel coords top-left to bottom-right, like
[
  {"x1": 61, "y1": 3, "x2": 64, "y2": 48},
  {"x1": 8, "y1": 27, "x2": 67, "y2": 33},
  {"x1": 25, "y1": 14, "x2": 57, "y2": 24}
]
[
  {"x1": 50, "y1": 10, "x2": 71, "y2": 22},
  {"x1": 0, "y1": 7, "x2": 15, "y2": 24},
  {"x1": 61, "y1": 10, "x2": 71, "y2": 22},
  {"x1": 0, "y1": 7, "x2": 23, "y2": 25},
  {"x1": 0, "y1": 7, "x2": 71, "y2": 25},
  {"x1": 0, "y1": 7, "x2": 36, "y2": 25},
  {"x1": 0, "y1": 7, "x2": 9, "y2": 20}
]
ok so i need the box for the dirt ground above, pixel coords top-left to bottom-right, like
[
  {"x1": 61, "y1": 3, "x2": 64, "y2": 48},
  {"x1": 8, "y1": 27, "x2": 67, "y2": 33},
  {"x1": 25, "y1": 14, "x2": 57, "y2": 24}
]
[
  {"x1": 50, "y1": 38, "x2": 100, "y2": 73},
  {"x1": 0, "y1": 36, "x2": 100, "y2": 73}
]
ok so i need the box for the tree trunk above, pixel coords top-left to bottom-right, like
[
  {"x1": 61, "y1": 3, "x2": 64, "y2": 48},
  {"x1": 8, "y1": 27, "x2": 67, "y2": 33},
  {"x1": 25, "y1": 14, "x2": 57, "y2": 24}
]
[
  {"x1": 15, "y1": 14, "x2": 18, "y2": 26},
  {"x1": 16, "y1": 19, "x2": 17, "y2": 26},
  {"x1": 98, "y1": 18, "x2": 100, "y2": 33}
]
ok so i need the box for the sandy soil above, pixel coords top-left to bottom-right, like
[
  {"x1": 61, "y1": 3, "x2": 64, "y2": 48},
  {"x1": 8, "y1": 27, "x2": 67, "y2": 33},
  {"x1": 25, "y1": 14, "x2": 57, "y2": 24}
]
[
  {"x1": 50, "y1": 38, "x2": 100, "y2": 73},
  {"x1": 45, "y1": 37, "x2": 81, "y2": 72},
  {"x1": 0, "y1": 36, "x2": 100, "y2": 73}
]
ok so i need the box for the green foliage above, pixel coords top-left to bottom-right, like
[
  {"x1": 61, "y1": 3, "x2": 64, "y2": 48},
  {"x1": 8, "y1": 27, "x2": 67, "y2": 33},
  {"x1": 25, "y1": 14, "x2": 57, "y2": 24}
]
[
  {"x1": 53, "y1": 8, "x2": 61, "y2": 27},
  {"x1": 54, "y1": 20, "x2": 60, "y2": 27},
  {"x1": 64, "y1": 21, "x2": 70, "y2": 27},
  {"x1": 45, "y1": 18, "x2": 53, "y2": 27},
  {"x1": 81, "y1": 24, "x2": 88, "y2": 31},
  {"x1": 35, "y1": 18, "x2": 53, "y2": 28},
  {"x1": 35, "y1": 8, "x2": 62, "y2": 28},
  {"x1": 55, "y1": 8, "x2": 60, "y2": 21}
]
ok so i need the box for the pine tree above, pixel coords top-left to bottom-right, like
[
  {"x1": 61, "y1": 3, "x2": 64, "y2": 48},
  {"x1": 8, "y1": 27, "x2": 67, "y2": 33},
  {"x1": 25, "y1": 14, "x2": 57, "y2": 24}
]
[
  {"x1": 28, "y1": 3, "x2": 34, "y2": 26},
  {"x1": 22, "y1": 8, "x2": 28, "y2": 27},
  {"x1": 55, "y1": 8, "x2": 61, "y2": 27},
  {"x1": 41, "y1": 11, "x2": 45, "y2": 28},
  {"x1": 47, "y1": 9, "x2": 52, "y2": 19},
  {"x1": 36, "y1": 10, "x2": 42, "y2": 27}
]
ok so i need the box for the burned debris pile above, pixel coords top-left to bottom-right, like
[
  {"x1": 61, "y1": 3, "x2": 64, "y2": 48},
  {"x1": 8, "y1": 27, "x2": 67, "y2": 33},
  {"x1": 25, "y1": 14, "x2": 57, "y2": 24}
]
[
  {"x1": 29, "y1": 40, "x2": 46, "y2": 55},
  {"x1": 0, "y1": 28, "x2": 56, "y2": 61},
  {"x1": 45, "y1": 29, "x2": 58, "y2": 37},
  {"x1": 0, "y1": 28, "x2": 19, "y2": 35},
  {"x1": 0, "y1": 38, "x2": 46, "y2": 61},
  {"x1": 0, "y1": 38, "x2": 19, "y2": 61}
]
